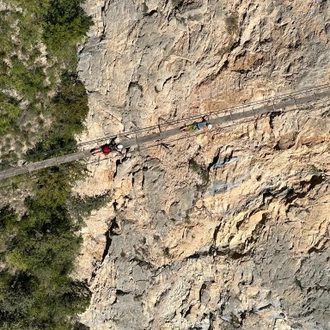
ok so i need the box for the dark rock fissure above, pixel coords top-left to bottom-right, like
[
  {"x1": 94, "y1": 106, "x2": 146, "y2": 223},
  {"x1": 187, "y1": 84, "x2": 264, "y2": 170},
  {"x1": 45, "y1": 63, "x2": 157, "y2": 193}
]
[{"x1": 101, "y1": 229, "x2": 112, "y2": 263}]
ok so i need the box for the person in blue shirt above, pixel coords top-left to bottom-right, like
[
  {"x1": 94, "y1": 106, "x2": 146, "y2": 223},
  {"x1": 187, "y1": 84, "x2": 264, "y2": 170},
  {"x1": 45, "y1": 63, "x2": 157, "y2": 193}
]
[{"x1": 180, "y1": 118, "x2": 213, "y2": 133}]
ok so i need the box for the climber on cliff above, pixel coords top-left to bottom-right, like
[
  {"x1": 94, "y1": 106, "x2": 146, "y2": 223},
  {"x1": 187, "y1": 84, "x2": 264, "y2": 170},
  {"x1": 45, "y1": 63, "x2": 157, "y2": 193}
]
[
  {"x1": 180, "y1": 116, "x2": 213, "y2": 133},
  {"x1": 90, "y1": 138, "x2": 124, "y2": 156},
  {"x1": 90, "y1": 143, "x2": 112, "y2": 156}
]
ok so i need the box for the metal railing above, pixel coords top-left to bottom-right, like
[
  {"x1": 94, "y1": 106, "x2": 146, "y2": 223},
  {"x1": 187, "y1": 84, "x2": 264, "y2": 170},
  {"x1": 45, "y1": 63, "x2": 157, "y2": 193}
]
[{"x1": 1, "y1": 83, "x2": 330, "y2": 180}]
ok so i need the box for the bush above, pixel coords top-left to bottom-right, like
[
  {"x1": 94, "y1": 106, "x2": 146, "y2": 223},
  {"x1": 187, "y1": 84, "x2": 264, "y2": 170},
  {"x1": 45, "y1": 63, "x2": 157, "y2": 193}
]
[
  {"x1": 68, "y1": 192, "x2": 111, "y2": 223},
  {"x1": 0, "y1": 193, "x2": 91, "y2": 328},
  {"x1": 43, "y1": 0, "x2": 92, "y2": 62},
  {"x1": 0, "y1": 0, "x2": 92, "y2": 149},
  {"x1": 0, "y1": 0, "x2": 94, "y2": 327},
  {"x1": 0, "y1": 93, "x2": 21, "y2": 136},
  {"x1": 189, "y1": 159, "x2": 210, "y2": 184},
  {"x1": 26, "y1": 73, "x2": 89, "y2": 161},
  {"x1": 11, "y1": 56, "x2": 46, "y2": 103}
]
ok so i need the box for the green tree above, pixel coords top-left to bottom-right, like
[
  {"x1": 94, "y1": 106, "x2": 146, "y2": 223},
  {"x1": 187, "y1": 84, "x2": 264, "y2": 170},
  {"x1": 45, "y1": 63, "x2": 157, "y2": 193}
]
[
  {"x1": 43, "y1": 0, "x2": 92, "y2": 60},
  {"x1": 0, "y1": 0, "x2": 93, "y2": 327}
]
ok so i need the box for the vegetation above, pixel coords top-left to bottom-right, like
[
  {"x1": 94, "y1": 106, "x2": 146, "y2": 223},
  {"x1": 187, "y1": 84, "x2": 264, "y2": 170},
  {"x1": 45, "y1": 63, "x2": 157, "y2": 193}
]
[
  {"x1": 189, "y1": 159, "x2": 209, "y2": 184},
  {"x1": 0, "y1": 0, "x2": 94, "y2": 328},
  {"x1": 0, "y1": 0, "x2": 92, "y2": 159},
  {"x1": 68, "y1": 192, "x2": 112, "y2": 224},
  {"x1": 26, "y1": 72, "x2": 90, "y2": 161},
  {"x1": 0, "y1": 184, "x2": 90, "y2": 329},
  {"x1": 43, "y1": 0, "x2": 92, "y2": 64}
]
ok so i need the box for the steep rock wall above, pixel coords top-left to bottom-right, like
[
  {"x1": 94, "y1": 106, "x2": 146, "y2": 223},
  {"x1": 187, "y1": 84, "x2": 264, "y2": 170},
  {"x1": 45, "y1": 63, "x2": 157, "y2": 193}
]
[{"x1": 76, "y1": 1, "x2": 330, "y2": 329}]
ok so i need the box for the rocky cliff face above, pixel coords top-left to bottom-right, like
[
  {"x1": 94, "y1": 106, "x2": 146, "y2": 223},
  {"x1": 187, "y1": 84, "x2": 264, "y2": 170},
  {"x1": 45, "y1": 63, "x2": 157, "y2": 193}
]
[{"x1": 76, "y1": 0, "x2": 330, "y2": 329}]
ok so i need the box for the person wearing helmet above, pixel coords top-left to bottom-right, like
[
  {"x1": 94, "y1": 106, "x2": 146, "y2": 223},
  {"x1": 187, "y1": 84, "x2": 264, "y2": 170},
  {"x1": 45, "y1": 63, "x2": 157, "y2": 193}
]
[
  {"x1": 196, "y1": 121, "x2": 213, "y2": 131},
  {"x1": 108, "y1": 137, "x2": 125, "y2": 152},
  {"x1": 90, "y1": 140, "x2": 125, "y2": 156}
]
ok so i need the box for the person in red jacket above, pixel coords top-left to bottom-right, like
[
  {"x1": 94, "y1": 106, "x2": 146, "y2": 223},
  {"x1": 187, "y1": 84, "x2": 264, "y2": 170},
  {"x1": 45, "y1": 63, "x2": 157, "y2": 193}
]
[
  {"x1": 90, "y1": 141, "x2": 124, "y2": 156},
  {"x1": 90, "y1": 144, "x2": 112, "y2": 156}
]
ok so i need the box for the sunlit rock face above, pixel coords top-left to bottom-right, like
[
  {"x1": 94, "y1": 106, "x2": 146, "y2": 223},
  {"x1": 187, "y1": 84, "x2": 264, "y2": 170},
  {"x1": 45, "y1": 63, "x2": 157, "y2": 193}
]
[{"x1": 76, "y1": 1, "x2": 330, "y2": 329}]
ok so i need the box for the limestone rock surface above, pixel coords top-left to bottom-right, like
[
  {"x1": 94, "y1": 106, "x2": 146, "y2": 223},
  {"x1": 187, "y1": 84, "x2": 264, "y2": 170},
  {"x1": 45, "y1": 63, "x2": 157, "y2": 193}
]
[{"x1": 76, "y1": 0, "x2": 330, "y2": 329}]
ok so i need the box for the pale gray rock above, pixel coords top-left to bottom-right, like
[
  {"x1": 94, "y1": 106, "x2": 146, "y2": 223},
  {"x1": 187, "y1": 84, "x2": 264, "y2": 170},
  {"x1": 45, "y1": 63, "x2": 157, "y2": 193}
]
[{"x1": 77, "y1": 0, "x2": 330, "y2": 329}]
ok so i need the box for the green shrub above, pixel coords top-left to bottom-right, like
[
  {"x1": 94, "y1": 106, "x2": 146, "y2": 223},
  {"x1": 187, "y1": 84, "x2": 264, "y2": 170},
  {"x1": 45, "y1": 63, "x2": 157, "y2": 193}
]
[
  {"x1": 43, "y1": 0, "x2": 92, "y2": 62},
  {"x1": 68, "y1": 192, "x2": 111, "y2": 223},
  {"x1": 189, "y1": 159, "x2": 210, "y2": 184},
  {"x1": 0, "y1": 0, "x2": 94, "y2": 327},
  {"x1": 0, "y1": 93, "x2": 21, "y2": 136},
  {"x1": 11, "y1": 56, "x2": 46, "y2": 103},
  {"x1": 0, "y1": 188, "x2": 91, "y2": 328},
  {"x1": 26, "y1": 73, "x2": 89, "y2": 161}
]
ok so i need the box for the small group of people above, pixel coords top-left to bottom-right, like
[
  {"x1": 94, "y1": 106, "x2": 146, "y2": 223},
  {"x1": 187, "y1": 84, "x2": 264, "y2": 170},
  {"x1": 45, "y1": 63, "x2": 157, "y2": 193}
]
[
  {"x1": 90, "y1": 138, "x2": 124, "y2": 156},
  {"x1": 91, "y1": 116, "x2": 213, "y2": 156},
  {"x1": 180, "y1": 116, "x2": 213, "y2": 133}
]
